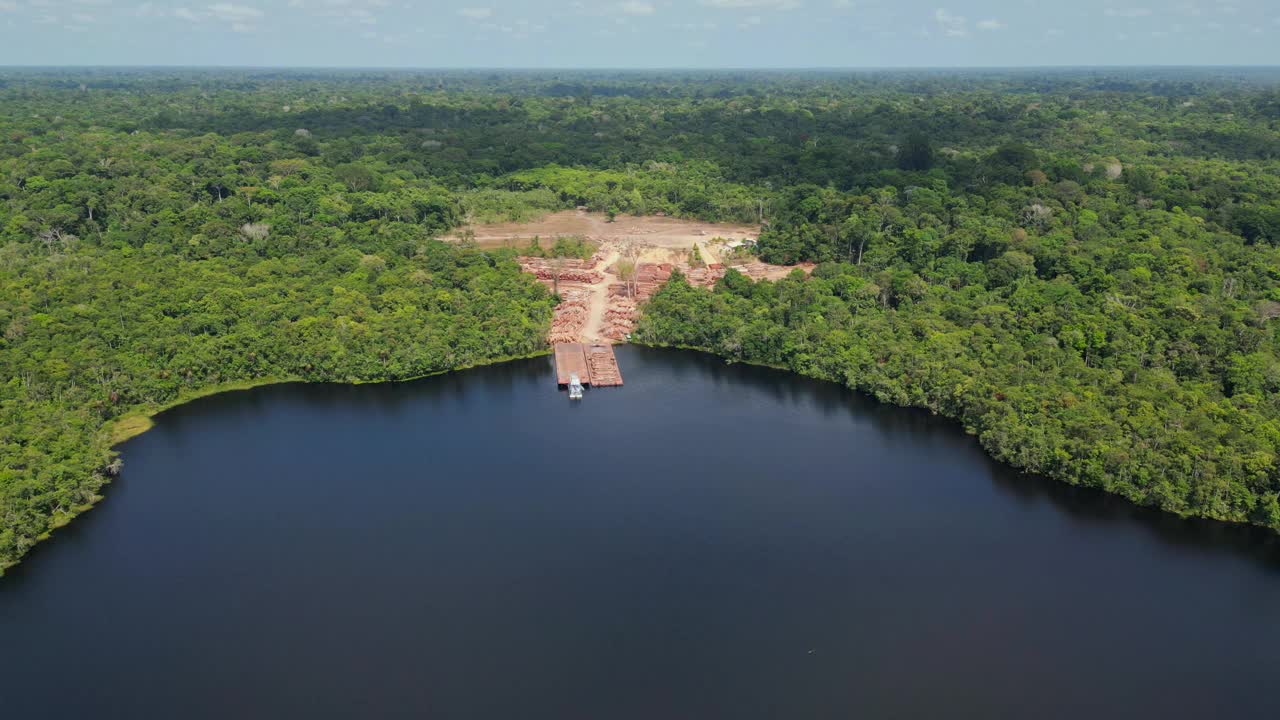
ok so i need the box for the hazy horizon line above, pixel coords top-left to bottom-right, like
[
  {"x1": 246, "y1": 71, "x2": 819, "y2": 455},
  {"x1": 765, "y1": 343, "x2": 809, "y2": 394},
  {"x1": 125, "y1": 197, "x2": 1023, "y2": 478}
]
[{"x1": 2, "y1": 63, "x2": 1279, "y2": 72}]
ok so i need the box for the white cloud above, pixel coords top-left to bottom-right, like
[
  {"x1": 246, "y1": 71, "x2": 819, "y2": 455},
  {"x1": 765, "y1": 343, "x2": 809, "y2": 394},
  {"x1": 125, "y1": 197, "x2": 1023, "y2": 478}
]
[
  {"x1": 70, "y1": 11, "x2": 94, "y2": 22},
  {"x1": 0, "y1": 0, "x2": 18, "y2": 10},
  {"x1": 975, "y1": 18, "x2": 1004, "y2": 31},
  {"x1": 700, "y1": 0, "x2": 801, "y2": 10},
  {"x1": 156, "y1": 3, "x2": 259, "y2": 31},
  {"x1": 456, "y1": 6, "x2": 490, "y2": 19},
  {"x1": 207, "y1": 3, "x2": 262, "y2": 21},
  {"x1": 618, "y1": 0, "x2": 653, "y2": 15},
  {"x1": 1105, "y1": 7, "x2": 1152, "y2": 18},
  {"x1": 478, "y1": 18, "x2": 543, "y2": 39},
  {"x1": 738, "y1": 13, "x2": 761, "y2": 28},
  {"x1": 832, "y1": 0, "x2": 851, "y2": 7},
  {"x1": 934, "y1": 8, "x2": 967, "y2": 37},
  {"x1": 309, "y1": 0, "x2": 385, "y2": 27}
]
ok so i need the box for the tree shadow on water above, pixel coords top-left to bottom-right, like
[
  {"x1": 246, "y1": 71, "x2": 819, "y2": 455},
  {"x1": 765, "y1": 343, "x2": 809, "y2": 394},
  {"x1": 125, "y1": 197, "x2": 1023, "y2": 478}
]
[
  {"x1": 634, "y1": 345, "x2": 1280, "y2": 575},
  {"x1": 981, "y1": 450, "x2": 1280, "y2": 573}
]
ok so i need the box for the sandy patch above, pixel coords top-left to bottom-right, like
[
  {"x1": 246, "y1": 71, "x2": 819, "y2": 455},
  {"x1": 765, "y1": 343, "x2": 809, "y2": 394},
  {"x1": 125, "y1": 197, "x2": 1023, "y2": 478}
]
[{"x1": 450, "y1": 210, "x2": 760, "y2": 250}]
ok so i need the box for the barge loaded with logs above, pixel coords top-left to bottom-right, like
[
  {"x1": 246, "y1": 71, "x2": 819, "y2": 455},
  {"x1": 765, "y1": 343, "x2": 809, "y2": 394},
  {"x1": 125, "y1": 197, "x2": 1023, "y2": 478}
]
[{"x1": 554, "y1": 343, "x2": 623, "y2": 395}]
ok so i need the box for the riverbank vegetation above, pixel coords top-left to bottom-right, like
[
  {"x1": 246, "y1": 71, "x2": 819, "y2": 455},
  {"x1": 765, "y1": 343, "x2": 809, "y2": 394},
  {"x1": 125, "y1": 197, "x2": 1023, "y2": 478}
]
[
  {"x1": 3, "y1": 67, "x2": 1280, "y2": 571},
  {"x1": 0, "y1": 237, "x2": 553, "y2": 572},
  {"x1": 633, "y1": 71, "x2": 1280, "y2": 530}
]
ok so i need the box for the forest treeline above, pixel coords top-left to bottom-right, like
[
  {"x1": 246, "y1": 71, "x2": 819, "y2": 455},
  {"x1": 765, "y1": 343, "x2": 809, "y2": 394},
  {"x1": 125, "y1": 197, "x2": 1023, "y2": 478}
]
[
  {"x1": 0, "y1": 237, "x2": 553, "y2": 572},
  {"x1": 633, "y1": 76, "x2": 1280, "y2": 530},
  {"x1": 2, "y1": 68, "x2": 1280, "y2": 571}
]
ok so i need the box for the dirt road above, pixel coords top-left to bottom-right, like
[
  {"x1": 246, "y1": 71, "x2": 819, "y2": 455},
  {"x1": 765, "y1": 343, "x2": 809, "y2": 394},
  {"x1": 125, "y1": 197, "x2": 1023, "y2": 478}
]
[
  {"x1": 506, "y1": 212, "x2": 803, "y2": 346},
  {"x1": 581, "y1": 247, "x2": 620, "y2": 343}
]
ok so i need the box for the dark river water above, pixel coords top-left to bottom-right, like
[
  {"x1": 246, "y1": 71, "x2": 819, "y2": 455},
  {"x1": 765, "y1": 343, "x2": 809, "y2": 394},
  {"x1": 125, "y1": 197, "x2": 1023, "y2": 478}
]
[{"x1": 4, "y1": 346, "x2": 1280, "y2": 719}]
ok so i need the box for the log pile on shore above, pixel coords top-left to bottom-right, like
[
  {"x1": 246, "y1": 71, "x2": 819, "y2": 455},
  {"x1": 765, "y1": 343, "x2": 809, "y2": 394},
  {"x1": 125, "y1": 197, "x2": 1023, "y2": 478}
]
[
  {"x1": 517, "y1": 252, "x2": 607, "y2": 285},
  {"x1": 599, "y1": 262, "x2": 728, "y2": 340},
  {"x1": 547, "y1": 286, "x2": 590, "y2": 345},
  {"x1": 517, "y1": 244, "x2": 810, "y2": 346},
  {"x1": 601, "y1": 295, "x2": 639, "y2": 341},
  {"x1": 686, "y1": 263, "x2": 726, "y2": 288},
  {"x1": 522, "y1": 265, "x2": 604, "y2": 285}
]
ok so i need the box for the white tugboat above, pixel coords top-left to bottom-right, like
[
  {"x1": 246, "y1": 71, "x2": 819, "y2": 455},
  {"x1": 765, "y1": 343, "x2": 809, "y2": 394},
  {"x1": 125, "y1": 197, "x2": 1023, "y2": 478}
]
[{"x1": 568, "y1": 372, "x2": 584, "y2": 400}]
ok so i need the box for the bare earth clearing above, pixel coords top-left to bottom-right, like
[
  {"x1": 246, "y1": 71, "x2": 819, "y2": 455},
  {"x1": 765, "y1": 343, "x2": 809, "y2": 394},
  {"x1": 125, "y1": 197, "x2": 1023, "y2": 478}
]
[
  {"x1": 453, "y1": 211, "x2": 811, "y2": 344},
  {"x1": 451, "y1": 209, "x2": 760, "y2": 251}
]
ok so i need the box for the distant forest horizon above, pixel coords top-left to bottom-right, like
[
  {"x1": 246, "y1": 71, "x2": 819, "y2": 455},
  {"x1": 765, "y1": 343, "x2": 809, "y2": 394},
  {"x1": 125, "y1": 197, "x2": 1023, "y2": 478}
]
[{"x1": 3, "y1": 62, "x2": 1280, "y2": 573}]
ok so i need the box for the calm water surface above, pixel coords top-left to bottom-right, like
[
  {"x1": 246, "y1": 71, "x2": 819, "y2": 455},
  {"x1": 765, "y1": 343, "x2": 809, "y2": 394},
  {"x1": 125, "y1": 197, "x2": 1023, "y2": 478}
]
[{"x1": 4, "y1": 346, "x2": 1280, "y2": 719}]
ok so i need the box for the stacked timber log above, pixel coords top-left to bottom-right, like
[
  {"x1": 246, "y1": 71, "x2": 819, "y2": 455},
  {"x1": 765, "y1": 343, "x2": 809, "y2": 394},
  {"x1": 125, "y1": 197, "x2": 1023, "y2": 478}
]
[
  {"x1": 601, "y1": 295, "x2": 639, "y2": 341},
  {"x1": 524, "y1": 266, "x2": 603, "y2": 285},
  {"x1": 517, "y1": 253, "x2": 606, "y2": 285},
  {"x1": 585, "y1": 344, "x2": 623, "y2": 386},
  {"x1": 517, "y1": 253, "x2": 602, "y2": 272},
  {"x1": 623, "y1": 262, "x2": 673, "y2": 301},
  {"x1": 519, "y1": 245, "x2": 813, "y2": 347},
  {"x1": 685, "y1": 265, "x2": 726, "y2": 288},
  {"x1": 547, "y1": 287, "x2": 590, "y2": 345}
]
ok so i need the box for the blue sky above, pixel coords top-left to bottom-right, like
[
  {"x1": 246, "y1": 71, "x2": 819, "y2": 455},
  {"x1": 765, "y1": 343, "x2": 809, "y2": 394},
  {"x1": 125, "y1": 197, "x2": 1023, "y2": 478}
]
[{"x1": 0, "y1": 1, "x2": 1277, "y2": 68}]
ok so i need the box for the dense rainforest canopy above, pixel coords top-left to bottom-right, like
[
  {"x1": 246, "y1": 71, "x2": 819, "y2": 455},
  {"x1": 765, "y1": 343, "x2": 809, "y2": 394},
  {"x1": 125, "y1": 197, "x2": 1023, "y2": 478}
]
[{"x1": 3, "y1": 67, "x2": 1280, "y2": 573}]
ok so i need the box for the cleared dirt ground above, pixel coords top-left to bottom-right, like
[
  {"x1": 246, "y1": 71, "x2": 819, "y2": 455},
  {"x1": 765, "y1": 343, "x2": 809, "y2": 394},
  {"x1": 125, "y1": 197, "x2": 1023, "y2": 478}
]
[
  {"x1": 450, "y1": 210, "x2": 760, "y2": 250},
  {"x1": 501, "y1": 211, "x2": 808, "y2": 345}
]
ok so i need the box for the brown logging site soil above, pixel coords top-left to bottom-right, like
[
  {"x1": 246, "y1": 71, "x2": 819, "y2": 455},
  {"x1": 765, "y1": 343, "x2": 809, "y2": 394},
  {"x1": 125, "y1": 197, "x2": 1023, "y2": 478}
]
[
  {"x1": 449, "y1": 209, "x2": 761, "y2": 251},
  {"x1": 458, "y1": 211, "x2": 811, "y2": 345}
]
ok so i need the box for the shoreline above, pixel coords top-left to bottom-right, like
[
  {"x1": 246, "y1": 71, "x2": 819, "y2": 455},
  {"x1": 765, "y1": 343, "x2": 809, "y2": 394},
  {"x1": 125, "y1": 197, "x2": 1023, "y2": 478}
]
[
  {"x1": 108, "y1": 349, "x2": 553, "y2": 448},
  {"x1": 630, "y1": 340, "x2": 1277, "y2": 537},
  {"x1": 10, "y1": 339, "x2": 1277, "y2": 578},
  {"x1": 1, "y1": 349, "x2": 554, "y2": 578}
]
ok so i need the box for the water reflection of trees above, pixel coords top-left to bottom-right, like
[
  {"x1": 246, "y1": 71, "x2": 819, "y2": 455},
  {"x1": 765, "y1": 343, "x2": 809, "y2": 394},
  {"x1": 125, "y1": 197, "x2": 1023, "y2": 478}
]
[
  {"x1": 638, "y1": 344, "x2": 1280, "y2": 574},
  {"x1": 152, "y1": 355, "x2": 554, "y2": 422},
  {"x1": 141, "y1": 346, "x2": 1280, "y2": 575}
]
